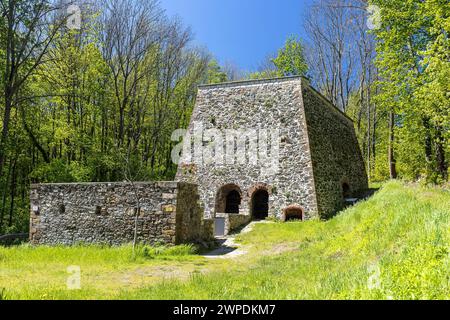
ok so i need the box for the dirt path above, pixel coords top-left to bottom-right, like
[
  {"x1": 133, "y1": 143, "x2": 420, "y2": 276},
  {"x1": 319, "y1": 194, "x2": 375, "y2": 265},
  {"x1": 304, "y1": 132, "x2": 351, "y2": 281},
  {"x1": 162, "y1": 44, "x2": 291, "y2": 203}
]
[{"x1": 202, "y1": 221, "x2": 272, "y2": 259}]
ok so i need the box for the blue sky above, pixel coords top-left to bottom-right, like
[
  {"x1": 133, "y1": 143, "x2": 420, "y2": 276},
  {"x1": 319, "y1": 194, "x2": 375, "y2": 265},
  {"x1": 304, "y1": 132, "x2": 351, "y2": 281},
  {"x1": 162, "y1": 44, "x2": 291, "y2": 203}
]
[{"x1": 160, "y1": 0, "x2": 313, "y2": 71}]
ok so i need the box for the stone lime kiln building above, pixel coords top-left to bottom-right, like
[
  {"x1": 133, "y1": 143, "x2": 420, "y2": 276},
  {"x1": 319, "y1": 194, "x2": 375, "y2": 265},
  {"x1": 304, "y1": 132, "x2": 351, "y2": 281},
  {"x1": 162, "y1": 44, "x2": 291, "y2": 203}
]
[
  {"x1": 177, "y1": 76, "x2": 368, "y2": 234},
  {"x1": 30, "y1": 76, "x2": 368, "y2": 245}
]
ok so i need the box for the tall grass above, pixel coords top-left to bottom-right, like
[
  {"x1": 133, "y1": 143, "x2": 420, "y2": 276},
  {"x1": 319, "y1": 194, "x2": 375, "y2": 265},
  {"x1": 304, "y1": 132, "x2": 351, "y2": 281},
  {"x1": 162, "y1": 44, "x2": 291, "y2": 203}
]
[
  {"x1": 0, "y1": 243, "x2": 197, "y2": 264},
  {"x1": 120, "y1": 181, "x2": 450, "y2": 300},
  {"x1": 0, "y1": 244, "x2": 199, "y2": 299}
]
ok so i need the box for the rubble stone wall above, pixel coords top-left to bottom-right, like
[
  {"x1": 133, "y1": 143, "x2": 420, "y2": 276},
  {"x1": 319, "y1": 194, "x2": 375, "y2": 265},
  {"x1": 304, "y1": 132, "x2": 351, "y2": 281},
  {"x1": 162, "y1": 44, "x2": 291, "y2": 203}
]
[{"x1": 30, "y1": 182, "x2": 212, "y2": 246}]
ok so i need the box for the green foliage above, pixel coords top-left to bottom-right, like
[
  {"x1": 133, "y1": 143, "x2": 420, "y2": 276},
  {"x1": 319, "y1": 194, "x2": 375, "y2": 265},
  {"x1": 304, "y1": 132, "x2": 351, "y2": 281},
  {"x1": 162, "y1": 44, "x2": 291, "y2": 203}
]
[
  {"x1": 372, "y1": 0, "x2": 449, "y2": 182},
  {"x1": 247, "y1": 69, "x2": 279, "y2": 80},
  {"x1": 346, "y1": 92, "x2": 391, "y2": 182},
  {"x1": 0, "y1": 288, "x2": 7, "y2": 300},
  {"x1": 272, "y1": 36, "x2": 308, "y2": 77},
  {"x1": 206, "y1": 59, "x2": 228, "y2": 84},
  {"x1": 0, "y1": 2, "x2": 210, "y2": 233},
  {"x1": 30, "y1": 160, "x2": 94, "y2": 183},
  {"x1": 139, "y1": 244, "x2": 198, "y2": 258},
  {"x1": 248, "y1": 36, "x2": 308, "y2": 80}
]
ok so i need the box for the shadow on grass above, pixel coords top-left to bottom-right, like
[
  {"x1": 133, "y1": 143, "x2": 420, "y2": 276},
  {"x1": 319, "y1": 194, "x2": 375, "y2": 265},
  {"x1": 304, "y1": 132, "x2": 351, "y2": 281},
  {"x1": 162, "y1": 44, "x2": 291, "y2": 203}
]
[{"x1": 201, "y1": 238, "x2": 238, "y2": 257}]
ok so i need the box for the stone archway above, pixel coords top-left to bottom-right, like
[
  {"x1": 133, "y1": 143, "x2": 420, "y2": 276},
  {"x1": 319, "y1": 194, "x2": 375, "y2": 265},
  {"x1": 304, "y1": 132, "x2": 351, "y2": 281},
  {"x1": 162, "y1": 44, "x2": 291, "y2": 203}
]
[
  {"x1": 249, "y1": 184, "x2": 271, "y2": 220},
  {"x1": 215, "y1": 184, "x2": 242, "y2": 214},
  {"x1": 252, "y1": 189, "x2": 269, "y2": 220},
  {"x1": 282, "y1": 205, "x2": 303, "y2": 222}
]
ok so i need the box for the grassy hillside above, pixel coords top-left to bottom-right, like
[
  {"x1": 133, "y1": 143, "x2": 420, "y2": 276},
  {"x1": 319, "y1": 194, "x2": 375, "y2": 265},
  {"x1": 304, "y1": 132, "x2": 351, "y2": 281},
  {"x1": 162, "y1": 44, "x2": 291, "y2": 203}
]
[{"x1": 1, "y1": 181, "x2": 449, "y2": 300}]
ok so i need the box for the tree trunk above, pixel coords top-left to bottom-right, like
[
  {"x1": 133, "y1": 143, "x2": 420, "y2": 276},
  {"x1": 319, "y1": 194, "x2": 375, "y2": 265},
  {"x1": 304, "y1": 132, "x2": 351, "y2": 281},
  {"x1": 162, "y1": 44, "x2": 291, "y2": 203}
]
[
  {"x1": 0, "y1": 95, "x2": 13, "y2": 177},
  {"x1": 8, "y1": 159, "x2": 17, "y2": 227},
  {"x1": 366, "y1": 93, "x2": 371, "y2": 180},
  {"x1": 435, "y1": 127, "x2": 448, "y2": 181},
  {"x1": 423, "y1": 117, "x2": 433, "y2": 164},
  {"x1": 0, "y1": 157, "x2": 12, "y2": 231},
  {"x1": 372, "y1": 102, "x2": 377, "y2": 163},
  {"x1": 388, "y1": 111, "x2": 397, "y2": 179},
  {"x1": 20, "y1": 105, "x2": 50, "y2": 163}
]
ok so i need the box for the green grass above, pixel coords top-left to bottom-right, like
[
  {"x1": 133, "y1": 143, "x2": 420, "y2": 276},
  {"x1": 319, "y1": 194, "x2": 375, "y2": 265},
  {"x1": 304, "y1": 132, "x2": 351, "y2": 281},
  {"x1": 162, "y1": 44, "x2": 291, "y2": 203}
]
[
  {"x1": 0, "y1": 244, "x2": 205, "y2": 299},
  {"x1": 1, "y1": 181, "x2": 449, "y2": 300}
]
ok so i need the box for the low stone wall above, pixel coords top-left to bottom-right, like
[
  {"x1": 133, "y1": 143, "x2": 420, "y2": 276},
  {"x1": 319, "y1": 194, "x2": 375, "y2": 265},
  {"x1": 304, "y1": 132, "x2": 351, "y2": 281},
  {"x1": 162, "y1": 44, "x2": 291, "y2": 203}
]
[
  {"x1": 216, "y1": 213, "x2": 251, "y2": 236},
  {"x1": 228, "y1": 214, "x2": 252, "y2": 233},
  {"x1": 201, "y1": 219, "x2": 215, "y2": 241},
  {"x1": 30, "y1": 182, "x2": 213, "y2": 246}
]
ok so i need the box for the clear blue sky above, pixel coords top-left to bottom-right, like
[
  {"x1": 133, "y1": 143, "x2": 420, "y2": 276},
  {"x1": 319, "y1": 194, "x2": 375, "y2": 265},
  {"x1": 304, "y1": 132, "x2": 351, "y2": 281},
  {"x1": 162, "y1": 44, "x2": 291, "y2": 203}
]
[{"x1": 160, "y1": 0, "x2": 313, "y2": 71}]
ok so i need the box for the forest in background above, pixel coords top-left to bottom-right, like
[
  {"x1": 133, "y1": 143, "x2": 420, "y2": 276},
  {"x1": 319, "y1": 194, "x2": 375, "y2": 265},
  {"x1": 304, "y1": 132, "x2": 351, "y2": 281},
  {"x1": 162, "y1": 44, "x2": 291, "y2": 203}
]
[{"x1": 0, "y1": 0, "x2": 448, "y2": 234}]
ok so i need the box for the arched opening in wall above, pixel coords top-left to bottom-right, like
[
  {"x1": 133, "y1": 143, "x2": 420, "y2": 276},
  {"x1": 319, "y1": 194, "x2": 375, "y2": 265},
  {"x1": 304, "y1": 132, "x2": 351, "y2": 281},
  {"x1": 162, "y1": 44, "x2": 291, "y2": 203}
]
[
  {"x1": 342, "y1": 183, "x2": 351, "y2": 199},
  {"x1": 283, "y1": 206, "x2": 303, "y2": 222},
  {"x1": 215, "y1": 184, "x2": 242, "y2": 214},
  {"x1": 225, "y1": 190, "x2": 241, "y2": 214},
  {"x1": 252, "y1": 190, "x2": 269, "y2": 220}
]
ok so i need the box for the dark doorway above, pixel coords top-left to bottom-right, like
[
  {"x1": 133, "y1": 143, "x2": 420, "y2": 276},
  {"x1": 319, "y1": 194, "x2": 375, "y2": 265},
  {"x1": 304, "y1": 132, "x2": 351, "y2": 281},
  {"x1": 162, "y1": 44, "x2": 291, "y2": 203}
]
[
  {"x1": 225, "y1": 190, "x2": 241, "y2": 214},
  {"x1": 284, "y1": 206, "x2": 303, "y2": 222},
  {"x1": 215, "y1": 184, "x2": 242, "y2": 214},
  {"x1": 342, "y1": 183, "x2": 351, "y2": 198},
  {"x1": 252, "y1": 190, "x2": 269, "y2": 220}
]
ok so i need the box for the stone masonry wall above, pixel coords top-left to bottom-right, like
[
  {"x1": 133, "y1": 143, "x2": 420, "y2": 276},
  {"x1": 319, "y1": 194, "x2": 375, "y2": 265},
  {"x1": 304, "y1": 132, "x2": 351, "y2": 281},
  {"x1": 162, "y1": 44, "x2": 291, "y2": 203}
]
[
  {"x1": 302, "y1": 86, "x2": 369, "y2": 218},
  {"x1": 30, "y1": 182, "x2": 212, "y2": 246},
  {"x1": 177, "y1": 77, "x2": 319, "y2": 220},
  {"x1": 175, "y1": 182, "x2": 215, "y2": 242}
]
